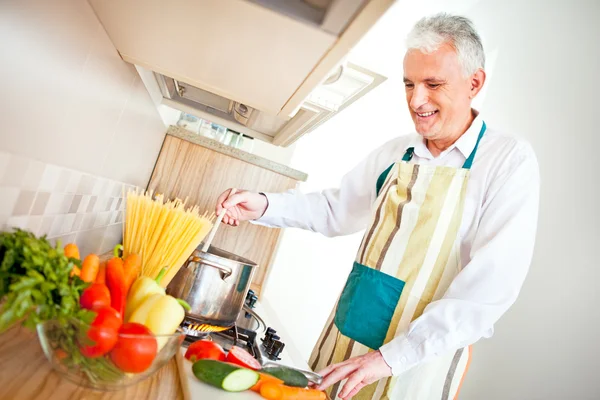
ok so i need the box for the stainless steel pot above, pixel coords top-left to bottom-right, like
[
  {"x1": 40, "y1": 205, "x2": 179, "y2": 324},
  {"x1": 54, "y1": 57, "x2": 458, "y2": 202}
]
[{"x1": 166, "y1": 245, "x2": 259, "y2": 329}]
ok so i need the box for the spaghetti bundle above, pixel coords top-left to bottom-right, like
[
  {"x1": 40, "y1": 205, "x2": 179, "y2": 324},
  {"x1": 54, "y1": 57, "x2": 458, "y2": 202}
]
[{"x1": 123, "y1": 190, "x2": 214, "y2": 287}]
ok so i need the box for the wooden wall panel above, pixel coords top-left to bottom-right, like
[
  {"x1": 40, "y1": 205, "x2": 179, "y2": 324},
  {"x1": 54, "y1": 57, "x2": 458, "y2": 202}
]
[{"x1": 147, "y1": 135, "x2": 298, "y2": 295}]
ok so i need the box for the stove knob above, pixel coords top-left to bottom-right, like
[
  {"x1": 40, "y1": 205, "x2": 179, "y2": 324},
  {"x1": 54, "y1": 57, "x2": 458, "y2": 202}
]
[
  {"x1": 262, "y1": 327, "x2": 277, "y2": 343},
  {"x1": 267, "y1": 340, "x2": 285, "y2": 360},
  {"x1": 245, "y1": 290, "x2": 257, "y2": 308}
]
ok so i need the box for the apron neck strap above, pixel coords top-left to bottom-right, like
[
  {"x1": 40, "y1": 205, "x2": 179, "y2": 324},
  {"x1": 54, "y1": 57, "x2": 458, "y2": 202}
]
[{"x1": 401, "y1": 121, "x2": 487, "y2": 170}]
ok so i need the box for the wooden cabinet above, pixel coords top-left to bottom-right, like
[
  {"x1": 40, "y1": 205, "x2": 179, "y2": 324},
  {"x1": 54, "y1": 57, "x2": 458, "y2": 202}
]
[
  {"x1": 88, "y1": 0, "x2": 394, "y2": 117},
  {"x1": 147, "y1": 132, "x2": 305, "y2": 296}
]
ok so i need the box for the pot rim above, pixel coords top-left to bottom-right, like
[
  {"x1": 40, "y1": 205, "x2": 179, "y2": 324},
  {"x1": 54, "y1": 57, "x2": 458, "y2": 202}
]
[{"x1": 194, "y1": 244, "x2": 259, "y2": 268}]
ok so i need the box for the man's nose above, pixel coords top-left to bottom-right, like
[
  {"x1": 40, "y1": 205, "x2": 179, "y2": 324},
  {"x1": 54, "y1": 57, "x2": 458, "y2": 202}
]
[{"x1": 410, "y1": 85, "x2": 429, "y2": 110}]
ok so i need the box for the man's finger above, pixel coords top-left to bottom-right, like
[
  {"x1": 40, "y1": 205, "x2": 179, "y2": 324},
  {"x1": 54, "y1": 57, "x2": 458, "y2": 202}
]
[
  {"x1": 343, "y1": 381, "x2": 366, "y2": 399},
  {"x1": 222, "y1": 191, "x2": 244, "y2": 209},
  {"x1": 339, "y1": 370, "x2": 364, "y2": 399},
  {"x1": 318, "y1": 363, "x2": 357, "y2": 391},
  {"x1": 215, "y1": 189, "x2": 232, "y2": 213}
]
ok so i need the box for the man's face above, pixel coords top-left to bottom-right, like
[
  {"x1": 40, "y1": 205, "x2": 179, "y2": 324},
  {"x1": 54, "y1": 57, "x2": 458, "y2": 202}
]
[{"x1": 403, "y1": 43, "x2": 480, "y2": 140}]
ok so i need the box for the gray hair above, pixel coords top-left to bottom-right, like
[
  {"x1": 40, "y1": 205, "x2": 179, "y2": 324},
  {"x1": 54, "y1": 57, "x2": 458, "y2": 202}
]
[{"x1": 406, "y1": 13, "x2": 485, "y2": 76}]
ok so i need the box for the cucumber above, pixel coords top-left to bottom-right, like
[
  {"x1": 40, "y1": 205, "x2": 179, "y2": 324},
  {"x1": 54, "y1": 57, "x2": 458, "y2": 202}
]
[
  {"x1": 192, "y1": 359, "x2": 259, "y2": 392},
  {"x1": 262, "y1": 366, "x2": 309, "y2": 388}
]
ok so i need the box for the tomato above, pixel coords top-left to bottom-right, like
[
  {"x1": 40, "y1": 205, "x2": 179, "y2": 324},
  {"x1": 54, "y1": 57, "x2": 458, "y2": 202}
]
[
  {"x1": 226, "y1": 346, "x2": 261, "y2": 370},
  {"x1": 79, "y1": 325, "x2": 118, "y2": 358},
  {"x1": 184, "y1": 340, "x2": 226, "y2": 362},
  {"x1": 91, "y1": 305, "x2": 122, "y2": 331},
  {"x1": 80, "y1": 283, "x2": 111, "y2": 310},
  {"x1": 110, "y1": 323, "x2": 158, "y2": 373},
  {"x1": 79, "y1": 306, "x2": 122, "y2": 358}
]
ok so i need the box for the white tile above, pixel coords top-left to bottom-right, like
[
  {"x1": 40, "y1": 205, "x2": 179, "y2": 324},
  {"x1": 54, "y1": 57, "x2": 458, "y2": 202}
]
[
  {"x1": 76, "y1": 227, "x2": 107, "y2": 256},
  {"x1": 7, "y1": 216, "x2": 29, "y2": 230},
  {"x1": 78, "y1": 195, "x2": 91, "y2": 214},
  {"x1": 94, "y1": 196, "x2": 109, "y2": 213},
  {"x1": 39, "y1": 216, "x2": 55, "y2": 236},
  {"x1": 55, "y1": 169, "x2": 72, "y2": 192},
  {"x1": 112, "y1": 182, "x2": 124, "y2": 197},
  {"x1": 81, "y1": 214, "x2": 96, "y2": 231},
  {"x1": 27, "y1": 216, "x2": 43, "y2": 235},
  {"x1": 62, "y1": 214, "x2": 76, "y2": 234},
  {"x1": 93, "y1": 179, "x2": 108, "y2": 196},
  {"x1": 23, "y1": 160, "x2": 45, "y2": 191},
  {"x1": 60, "y1": 194, "x2": 74, "y2": 214},
  {"x1": 1, "y1": 155, "x2": 29, "y2": 187},
  {"x1": 31, "y1": 192, "x2": 51, "y2": 215},
  {"x1": 65, "y1": 170, "x2": 82, "y2": 193},
  {"x1": 72, "y1": 213, "x2": 85, "y2": 232},
  {"x1": 46, "y1": 193, "x2": 64, "y2": 215},
  {"x1": 39, "y1": 165, "x2": 62, "y2": 192},
  {"x1": 0, "y1": 187, "x2": 20, "y2": 215},
  {"x1": 0, "y1": 214, "x2": 9, "y2": 228},
  {"x1": 12, "y1": 190, "x2": 37, "y2": 215},
  {"x1": 49, "y1": 215, "x2": 65, "y2": 237},
  {"x1": 49, "y1": 233, "x2": 77, "y2": 248},
  {"x1": 77, "y1": 175, "x2": 97, "y2": 195},
  {"x1": 93, "y1": 211, "x2": 110, "y2": 228},
  {"x1": 100, "y1": 223, "x2": 123, "y2": 254}
]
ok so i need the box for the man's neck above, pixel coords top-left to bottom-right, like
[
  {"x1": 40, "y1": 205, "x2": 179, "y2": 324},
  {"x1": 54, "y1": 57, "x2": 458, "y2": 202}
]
[{"x1": 426, "y1": 110, "x2": 476, "y2": 157}]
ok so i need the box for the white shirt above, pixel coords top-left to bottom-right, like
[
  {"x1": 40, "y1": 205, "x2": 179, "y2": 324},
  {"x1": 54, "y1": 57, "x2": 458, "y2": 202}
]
[{"x1": 255, "y1": 114, "x2": 540, "y2": 376}]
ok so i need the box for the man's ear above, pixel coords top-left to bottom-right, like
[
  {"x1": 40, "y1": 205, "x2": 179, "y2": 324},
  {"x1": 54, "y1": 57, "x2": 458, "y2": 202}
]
[{"x1": 470, "y1": 69, "x2": 486, "y2": 98}]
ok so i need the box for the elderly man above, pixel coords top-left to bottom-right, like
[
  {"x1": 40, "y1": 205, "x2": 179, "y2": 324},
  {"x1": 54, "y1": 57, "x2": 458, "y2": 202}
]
[{"x1": 216, "y1": 13, "x2": 539, "y2": 400}]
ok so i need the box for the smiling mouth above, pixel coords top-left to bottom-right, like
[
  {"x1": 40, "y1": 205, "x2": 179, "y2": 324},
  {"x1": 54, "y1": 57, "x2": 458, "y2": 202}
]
[{"x1": 416, "y1": 110, "x2": 438, "y2": 118}]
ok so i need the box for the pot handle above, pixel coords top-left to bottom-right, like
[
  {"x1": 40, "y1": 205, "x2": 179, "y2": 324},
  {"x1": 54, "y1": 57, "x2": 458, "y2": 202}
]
[{"x1": 189, "y1": 256, "x2": 233, "y2": 279}]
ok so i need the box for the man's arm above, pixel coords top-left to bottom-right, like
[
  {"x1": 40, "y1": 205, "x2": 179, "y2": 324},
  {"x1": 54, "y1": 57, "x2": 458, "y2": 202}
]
[
  {"x1": 253, "y1": 142, "x2": 399, "y2": 237},
  {"x1": 379, "y1": 143, "x2": 540, "y2": 375}
]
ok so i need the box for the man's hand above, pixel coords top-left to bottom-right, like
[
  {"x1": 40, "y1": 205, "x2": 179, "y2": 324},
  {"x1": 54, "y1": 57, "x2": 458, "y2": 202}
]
[
  {"x1": 316, "y1": 351, "x2": 392, "y2": 399},
  {"x1": 215, "y1": 189, "x2": 268, "y2": 226}
]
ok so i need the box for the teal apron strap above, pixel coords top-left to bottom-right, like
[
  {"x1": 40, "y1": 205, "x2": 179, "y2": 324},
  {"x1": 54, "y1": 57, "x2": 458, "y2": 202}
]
[
  {"x1": 377, "y1": 121, "x2": 486, "y2": 196},
  {"x1": 462, "y1": 121, "x2": 486, "y2": 169}
]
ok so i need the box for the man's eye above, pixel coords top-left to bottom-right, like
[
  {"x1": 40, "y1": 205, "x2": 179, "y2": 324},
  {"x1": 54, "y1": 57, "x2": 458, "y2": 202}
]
[
  {"x1": 428, "y1": 83, "x2": 441, "y2": 89},
  {"x1": 405, "y1": 83, "x2": 414, "y2": 89}
]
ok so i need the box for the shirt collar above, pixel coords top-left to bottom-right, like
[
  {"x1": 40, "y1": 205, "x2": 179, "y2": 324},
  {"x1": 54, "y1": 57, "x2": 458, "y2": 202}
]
[{"x1": 408, "y1": 110, "x2": 484, "y2": 160}]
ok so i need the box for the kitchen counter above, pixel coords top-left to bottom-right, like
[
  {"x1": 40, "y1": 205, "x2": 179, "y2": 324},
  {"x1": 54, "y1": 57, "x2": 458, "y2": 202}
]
[
  {"x1": 166, "y1": 126, "x2": 308, "y2": 182},
  {"x1": 0, "y1": 324, "x2": 184, "y2": 399}
]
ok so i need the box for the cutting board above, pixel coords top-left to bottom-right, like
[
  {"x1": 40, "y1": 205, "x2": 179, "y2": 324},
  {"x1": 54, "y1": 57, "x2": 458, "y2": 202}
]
[{"x1": 176, "y1": 348, "x2": 263, "y2": 400}]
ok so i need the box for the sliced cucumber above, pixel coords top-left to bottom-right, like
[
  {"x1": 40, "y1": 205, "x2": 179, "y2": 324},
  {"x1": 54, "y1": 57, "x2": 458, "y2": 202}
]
[
  {"x1": 192, "y1": 359, "x2": 259, "y2": 392},
  {"x1": 262, "y1": 366, "x2": 309, "y2": 388}
]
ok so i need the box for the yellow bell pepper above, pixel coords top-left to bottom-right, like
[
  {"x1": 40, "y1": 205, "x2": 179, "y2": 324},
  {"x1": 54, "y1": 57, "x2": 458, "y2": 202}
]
[
  {"x1": 124, "y1": 268, "x2": 167, "y2": 321},
  {"x1": 129, "y1": 292, "x2": 190, "y2": 349}
]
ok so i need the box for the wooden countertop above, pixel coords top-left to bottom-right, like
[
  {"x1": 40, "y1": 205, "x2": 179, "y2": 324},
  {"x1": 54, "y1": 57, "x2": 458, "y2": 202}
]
[
  {"x1": 0, "y1": 325, "x2": 184, "y2": 400},
  {"x1": 166, "y1": 126, "x2": 308, "y2": 182}
]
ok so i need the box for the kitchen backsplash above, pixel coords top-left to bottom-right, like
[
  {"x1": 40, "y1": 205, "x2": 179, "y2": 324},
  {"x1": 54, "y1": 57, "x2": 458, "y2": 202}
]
[{"x1": 0, "y1": 150, "x2": 142, "y2": 256}]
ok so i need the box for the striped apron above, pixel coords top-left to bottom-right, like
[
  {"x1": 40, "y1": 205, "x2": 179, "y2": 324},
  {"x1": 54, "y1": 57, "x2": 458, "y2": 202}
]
[{"x1": 309, "y1": 122, "x2": 486, "y2": 400}]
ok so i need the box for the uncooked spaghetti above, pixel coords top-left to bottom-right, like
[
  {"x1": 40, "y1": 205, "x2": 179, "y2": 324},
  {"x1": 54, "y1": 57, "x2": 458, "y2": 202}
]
[{"x1": 123, "y1": 190, "x2": 214, "y2": 287}]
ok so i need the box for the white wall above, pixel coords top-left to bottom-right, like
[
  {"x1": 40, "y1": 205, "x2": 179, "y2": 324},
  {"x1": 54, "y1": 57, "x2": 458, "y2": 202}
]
[
  {"x1": 263, "y1": 0, "x2": 600, "y2": 399},
  {"x1": 0, "y1": 0, "x2": 166, "y2": 188},
  {"x1": 0, "y1": 0, "x2": 167, "y2": 254}
]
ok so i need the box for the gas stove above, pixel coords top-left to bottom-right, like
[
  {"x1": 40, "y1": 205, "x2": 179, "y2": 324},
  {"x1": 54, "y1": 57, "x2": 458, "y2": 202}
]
[{"x1": 180, "y1": 290, "x2": 321, "y2": 385}]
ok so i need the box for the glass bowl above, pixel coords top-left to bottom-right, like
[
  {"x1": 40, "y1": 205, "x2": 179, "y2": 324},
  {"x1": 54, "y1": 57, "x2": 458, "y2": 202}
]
[{"x1": 36, "y1": 319, "x2": 184, "y2": 391}]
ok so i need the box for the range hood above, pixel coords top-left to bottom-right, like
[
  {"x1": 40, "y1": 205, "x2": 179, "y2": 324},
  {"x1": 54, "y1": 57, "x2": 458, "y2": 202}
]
[{"x1": 146, "y1": 62, "x2": 386, "y2": 147}]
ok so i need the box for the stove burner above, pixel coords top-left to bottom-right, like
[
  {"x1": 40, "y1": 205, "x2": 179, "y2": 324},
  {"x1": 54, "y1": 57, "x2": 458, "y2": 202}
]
[{"x1": 182, "y1": 320, "x2": 230, "y2": 336}]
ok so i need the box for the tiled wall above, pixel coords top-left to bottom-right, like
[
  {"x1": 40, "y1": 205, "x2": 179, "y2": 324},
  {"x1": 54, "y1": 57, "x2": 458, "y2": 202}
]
[
  {"x1": 0, "y1": 0, "x2": 167, "y2": 254},
  {"x1": 0, "y1": 150, "x2": 141, "y2": 256}
]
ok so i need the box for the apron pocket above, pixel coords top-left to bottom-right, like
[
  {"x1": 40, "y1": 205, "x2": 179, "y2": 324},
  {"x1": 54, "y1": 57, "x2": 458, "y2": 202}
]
[{"x1": 334, "y1": 262, "x2": 405, "y2": 350}]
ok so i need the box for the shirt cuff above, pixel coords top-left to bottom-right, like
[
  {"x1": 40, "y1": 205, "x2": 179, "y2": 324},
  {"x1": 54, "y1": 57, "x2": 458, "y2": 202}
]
[
  {"x1": 378, "y1": 334, "x2": 420, "y2": 376},
  {"x1": 249, "y1": 192, "x2": 285, "y2": 227}
]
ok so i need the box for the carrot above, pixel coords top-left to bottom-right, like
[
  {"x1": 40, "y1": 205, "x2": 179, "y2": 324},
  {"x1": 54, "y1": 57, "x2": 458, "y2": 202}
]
[
  {"x1": 64, "y1": 243, "x2": 80, "y2": 259},
  {"x1": 70, "y1": 266, "x2": 81, "y2": 277},
  {"x1": 95, "y1": 262, "x2": 107, "y2": 284},
  {"x1": 251, "y1": 372, "x2": 284, "y2": 393},
  {"x1": 123, "y1": 253, "x2": 141, "y2": 293},
  {"x1": 260, "y1": 382, "x2": 326, "y2": 400},
  {"x1": 80, "y1": 254, "x2": 100, "y2": 282}
]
